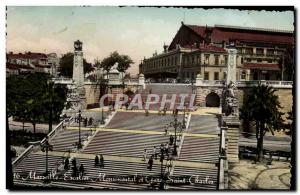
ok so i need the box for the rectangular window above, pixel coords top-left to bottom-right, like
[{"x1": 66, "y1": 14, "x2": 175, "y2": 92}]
[
  {"x1": 241, "y1": 57, "x2": 244, "y2": 64},
  {"x1": 204, "y1": 72, "x2": 209, "y2": 80},
  {"x1": 204, "y1": 54, "x2": 210, "y2": 65},
  {"x1": 267, "y1": 59, "x2": 273, "y2": 63},
  {"x1": 215, "y1": 55, "x2": 219, "y2": 65},
  {"x1": 257, "y1": 58, "x2": 262, "y2": 63},
  {"x1": 224, "y1": 56, "x2": 228, "y2": 65},
  {"x1": 237, "y1": 48, "x2": 242, "y2": 54},
  {"x1": 256, "y1": 48, "x2": 264, "y2": 55},
  {"x1": 267, "y1": 49, "x2": 274, "y2": 55},
  {"x1": 214, "y1": 72, "x2": 219, "y2": 80},
  {"x1": 245, "y1": 48, "x2": 253, "y2": 54},
  {"x1": 223, "y1": 72, "x2": 227, "y2": 80}
]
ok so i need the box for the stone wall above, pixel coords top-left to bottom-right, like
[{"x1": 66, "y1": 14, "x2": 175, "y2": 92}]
[
  {"x1": 236, "y1": 87, "x2": 293, "y2": 117},
  {"x1": 196, "y1": 85, "x2": 292, "y2": 116},
  {"x1": 196, "y1": 86, "x2": 223, "y2": 107},
  {"x1": 84, "y1": 84, "x2": 101, "y2": 106}
]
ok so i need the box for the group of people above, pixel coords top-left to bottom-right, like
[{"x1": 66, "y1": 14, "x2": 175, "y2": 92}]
[
  {"x1": 143, "y1": 136, "x2": 175, "y2": 171},
  {"x1": 63, "y1": 157, "x2": 85, "y2": 178},
  {"x1": 94, "y1": 154, "x2": 105, "y2": 168},
  {"x1": 62, "y1": 154, "x2": 105, "y2": 178},
  {"x1": 83, "y1": 117, "x2": 94, "y2": 127}
]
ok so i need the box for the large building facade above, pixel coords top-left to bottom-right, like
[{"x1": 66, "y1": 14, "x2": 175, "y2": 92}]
[
  {"x1": 139, "y1": 23, "x2": 294, "y2": 82},
  {"x1": 6, "y1": 52, "x2": 60, "y2": 76}
]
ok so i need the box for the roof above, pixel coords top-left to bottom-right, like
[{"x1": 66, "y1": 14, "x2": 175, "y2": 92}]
[
  {"x1": 35, "y1": 64, "x2": 51, "y2": 68},
  {"x1": 7, "y1": 52, "x2": 48, "y2": 59},
  {"x1": 185, "y1": 24, "x2": 294, "y2": 45},
  {"x1": 6, "y1": 63, "x2": 34, "y2": 70},
  {"x1": 243, "y1": 63, "x2": 281, "y2": 71},
  {"x1": 181, "y1": 43, "x2": 226, "y2": 53}
]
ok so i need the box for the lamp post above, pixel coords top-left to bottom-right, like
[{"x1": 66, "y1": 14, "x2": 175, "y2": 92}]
[
  {"x1": 182, "y1": 105, "x2": 186, "y2": 129},
  {"x1": 41, "y1": 136, "x2": 53, "y2": 180},
  {"x1": 165, "y1": 116, "x2": 183, "y2": 156},
  {"x1": 158, "y1": 144, "x2": 169, "y2": 190},
  {"x1": 75, "y1": 110, "x2": 82, "y2": 149},
  {"x1": 100, "y1": 108, "x2": 105, "y2": 125}
]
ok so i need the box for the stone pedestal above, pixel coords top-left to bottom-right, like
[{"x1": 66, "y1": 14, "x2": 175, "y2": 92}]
[
  {"x1": 138, "y1": 73, "x2": 145, "y2": 89},
  {"x1": 223, "y1": 116, "x2": 240, "y2": 162}
]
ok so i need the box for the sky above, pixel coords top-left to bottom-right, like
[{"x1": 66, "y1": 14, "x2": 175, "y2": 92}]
[{"x1": 6, "y1": 6, "x2": 294, "y2": 75}]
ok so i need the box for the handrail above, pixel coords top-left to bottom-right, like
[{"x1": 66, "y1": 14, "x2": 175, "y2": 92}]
[
  {"x1": 12, "y1": 145, "x2": 34, "y2": 166},
  {"x1": 12, "y1": 115, "x2": 75, "y2": 167}
]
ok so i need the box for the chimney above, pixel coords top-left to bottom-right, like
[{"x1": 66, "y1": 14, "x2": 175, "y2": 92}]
[{"x1": 163, "y1": 43, "x2": 168, "y2": 53}]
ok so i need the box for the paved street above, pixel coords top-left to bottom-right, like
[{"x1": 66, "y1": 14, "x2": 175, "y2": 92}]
[{"x1": 239, "y1": 135, "x2": 291, "y2": 152}]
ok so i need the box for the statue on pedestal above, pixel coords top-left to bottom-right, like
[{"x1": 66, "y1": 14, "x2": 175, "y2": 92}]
[{"x1": 223, "y1": 81, "x2": 238, "y2": 117}]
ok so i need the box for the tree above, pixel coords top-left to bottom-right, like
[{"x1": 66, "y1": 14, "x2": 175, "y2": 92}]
[
  {"x1": 99, "y1": 51, "x2": 133, "y2": 74},
  {"x1": 6, "y1": 73, "x2": 68, "y2": 134},
  {"x1": 240, "y1": 85, "x2": 284, "y2": 162},
  {"x1": 42, "y1": 81, "x2": 68, "y2": 133},
  {"x1": 59, "y1": 52, "x2": 95, "y2": 77}
]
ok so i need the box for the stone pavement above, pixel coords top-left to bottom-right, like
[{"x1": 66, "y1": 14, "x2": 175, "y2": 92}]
[
  {"x1": 87, "y1": 107, "x2": 221, "y2": 116},
  {"x1": 228, "y1": 159, "x2": 291, "y2": 190},
  {"x1": 66, "y1": 126, "x2": 219, "y2": 138},
  {"x1": 33, "y1": 150, "x2": 216, "y2": 169}
]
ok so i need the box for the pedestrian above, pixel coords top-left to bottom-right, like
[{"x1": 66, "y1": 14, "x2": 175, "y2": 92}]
[
  {"x1": 84, "y1": 118, "x2": 88, "y2": 127},
  {"x1": 165, "y1": 145, "x2": 169, "y2": 158},
  {"x1": 100, "y1": 154, "x2": 104, "y2": 168},
  {"x1": 153, "y1": 146, "x2": 157, "y2": 160},
  {"x1": 163, "y1": 106, "x2": 167, "y2": 115},
  {"x1": 143, "y1": 149, "x2": 147, "y2": 161},
  {"x1": 148, "y1": 155, "x2": 153, "y2": 171},
  {"x1": 72, "y1": 158, "x2": 76, "y2": 168},
  {"x1": 95, "y1": 155, "x2": 99, "y2": 166},
  {"x1": 170, "y1": 135, "x2": 174, "y2": 145},
  {"x1": 175, "y1": 108, "x2": 178, "y2": 115},
  {"x1": 79, "y1": 164, "x2": 84, "y2": 178},
  {"x1": 64, "y1": 157, "x2": 69, "y2": 170},
  {"x1": 88, "y1": 118, "x2": 93, "y2": 126}
]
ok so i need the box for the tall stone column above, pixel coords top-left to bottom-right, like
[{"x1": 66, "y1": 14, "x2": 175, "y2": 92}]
[
  {"x1": 73, "y1": 40, "x2": 85, "y2": 87},
  {"x1": 72, "y1": 40, "x2": 86, "y2": 110},
  {"x1": 226, "y1": 47, "x2": 237, "y2": 85}
]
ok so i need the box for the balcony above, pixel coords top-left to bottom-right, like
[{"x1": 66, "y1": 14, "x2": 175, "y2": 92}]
[{"x1": 196, "y1": 80, "x2": 293, "y2": 88}]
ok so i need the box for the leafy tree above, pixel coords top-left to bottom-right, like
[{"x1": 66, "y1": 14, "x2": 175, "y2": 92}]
[
  {"x1": 42, "y1": 81, "x2": 68, "y2": 133},
  {"x1": 99, "y1": 51, "x2": 133, "y2": 74},
  {"x1": 59, "y1": 52, "x2": 95, "y2": 77},
  {"x1": 6, "y1": 73, "x2": 68, "y2": 135},
  {"x1": 240, "y1": 85, "x2": 284, "y2": 162},
  {"x1": 7, "y1": 75, "x2": 20, "y2": 131}
]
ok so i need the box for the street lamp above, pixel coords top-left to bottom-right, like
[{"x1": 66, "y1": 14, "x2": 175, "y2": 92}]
[
  {"x1": 100, "y1": 108, "x2": 105, "y2": 125},
  {"x1": 75, "y1": 110, "x2": 83, "y2": 149},
  {"x1": 158, "y1": 144, "x2": 170, "y2": 190},
  {"x1": 165, "y1": 116, "x2": 183, "y2": 156},
  {"x1": 182, "y1": 105, "x2": 186, "y2": 129},
  {"x1": 41, "y1": 136, "x2": 53, "y2": 181}
]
